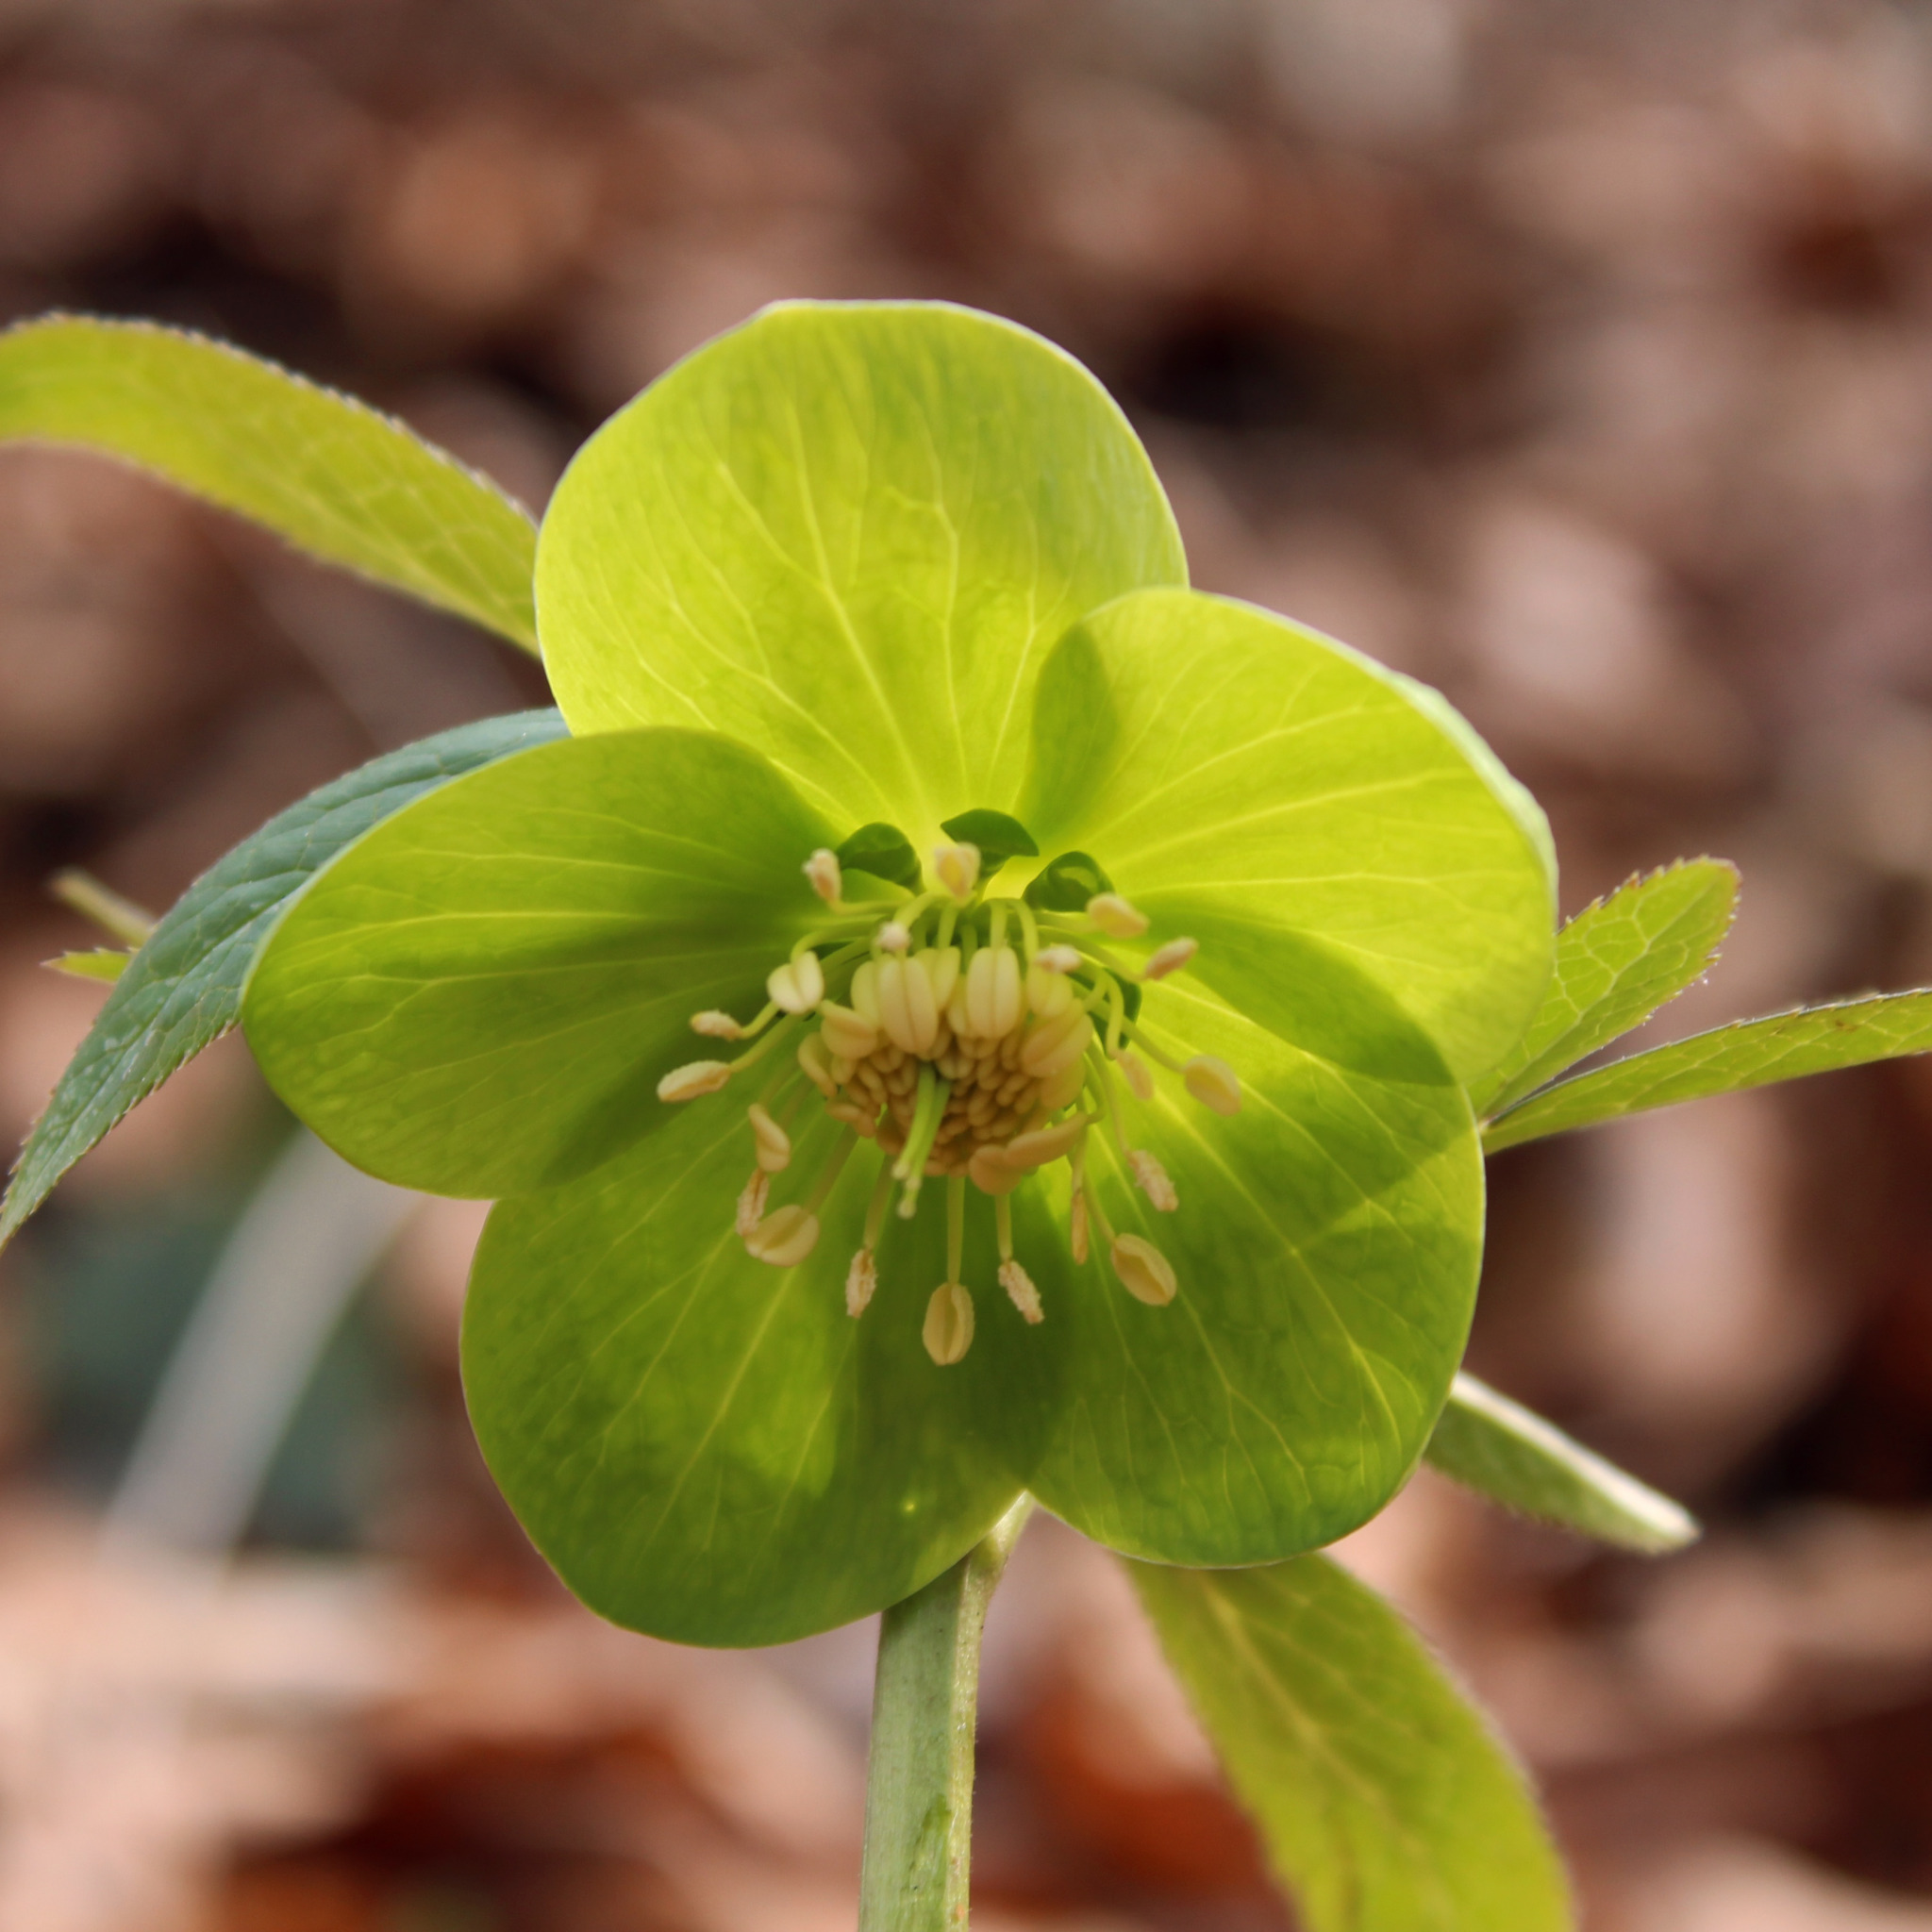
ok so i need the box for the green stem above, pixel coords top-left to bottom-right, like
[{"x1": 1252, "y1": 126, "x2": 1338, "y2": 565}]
[{"x1": 858, "y1": 1495, "x2": 1036, "y2": 1931}]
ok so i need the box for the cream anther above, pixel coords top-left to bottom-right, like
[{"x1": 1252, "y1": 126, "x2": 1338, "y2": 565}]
[
  {"x1": 745, "y1": 1204, "x2": 820, "y2": 1266},
  {"x1": 1033, "y1": 944, "x2": 1081, "y2": 974},
  {"x1": 934, "y1": 842, "x2": 981, "y2": 902},
  {"x1": 1111, "y1": 1233, "x2": 1177, "y2": 1306},
  {"x1": 1000, "y1": 1260, "x2": 1044, "y2": 1324},
  {"x1": 877, "y1": 953, "x2": 938, "y2": 1054},
  {"x1": 1184, "y1": 1055, "x2": 1242, "y2": 1117},
  {"x1": 845, "y1": 1248, "x2": 878, "y2": 1317},
  {"x1": 735, "y1": 1171, "x2": 770, "y2": 1237},
  {"x1": 963, "y1": 945, "x2": 1023, "y2": 1039},
  {"x1": 1115, "y1": 1049, "x2": 1155, "y2": 1101},
  {"x1": 1004, "y1": 1117, "x2": 1087, "y2": 1171},
  {"x1": 658, "y1": 1059, "x2": 731, "y2": 1103},
  {"x1": 1019, "y1": 1005, "x2": 1092, "y2": 1079},
  {"x1": 1087, "y1": 892, "x2": 1148, "y2": 939},
  {"x1": 923, "y1": 1280, "x2": 976, "y2": 1363},
  {"x1": 1143, "y1": 938, "x2": 1198, "y2": 981},
  {"x1": 690, "y1": 1009, "x2": 744, "y2": 1040},
  {"x1": 1129, "y1": 1149, "x2": 1178, "y2": 1211},
  {"x1": 797, "y1": 1034, "x2": 838, "y2": 1097},
  {"x1": 767, "y1": 953, "x2": 825, "y2": 1015},
  {"x1": 967, "y1": 1145, "x2": 1025, "y2": 1195},
  {"x1": 819, "y1": 1002, "x2": 878, "y2": 1060},
  {"x1": 804, "y1": 848, "x2": 842, "y2": 905},
  {"x1": 1026, "y1": 958, "x2": 1076, "y2": 1019},
  {"x1": 748, "y1": 1103, "x2": 791, "y2": 1173},
  {"x1": 876, "y1": 921, "x2": 911, "y2": 954}
]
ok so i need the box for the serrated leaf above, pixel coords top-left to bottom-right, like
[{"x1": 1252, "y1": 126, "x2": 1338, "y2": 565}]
[
  {"x1": 1133, "y1": 1555, "x2": 1572, "y2": 1932},
  {"x1": 938, "y1": 807, "x2": 1038, "y2": 874},
  {"x1": 45, "y1": 949, "x2": 131, "y2": 983},
  {"x1": 0, "y1": 315, "x2": 539, "y2": 652},
  {"x1": 0, "y1": 709, "x2": 568, "y2": 1249},
  {"x1": 1483, "y1": 989, "x2": 1932, "y2": 1153},
  {"x1": 1471, "y1": 860, "x2": 1739, "y2": 1118},
  {"x1": 1424, "y1": 1373, "x2": 1696, "y2": 1553}
]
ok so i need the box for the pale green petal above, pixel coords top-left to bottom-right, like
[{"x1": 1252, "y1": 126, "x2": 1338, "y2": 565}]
[
  {"x1": 243, "y1": 729, "x2": 833, "y2": 1197},
  {"x1": 535, "y1": 300, "x2": 1185, "y2": 836},
  {"x1": 1022, "y1": 588, "x2": 1557, "y2": 1081}
]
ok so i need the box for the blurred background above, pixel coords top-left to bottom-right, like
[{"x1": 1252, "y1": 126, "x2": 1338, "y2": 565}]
[{"x1": 5, "y1": 0, "x2": 1932, "y2": 1925}]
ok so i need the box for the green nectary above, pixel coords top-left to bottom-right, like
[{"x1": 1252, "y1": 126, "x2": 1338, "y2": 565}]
[{"x1": 240, "y1": 300, "x2": 1557, "y2": 1646}]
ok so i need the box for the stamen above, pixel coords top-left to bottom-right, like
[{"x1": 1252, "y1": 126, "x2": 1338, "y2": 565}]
[
  {"x1": 935, "y1": 842, "x2": 981, "y2": 903},
  {"x1": 1086, "y1": 892, "x2": 1149, "y2": 939},
  {"x1": 819, "y1": 1001, "x2": 879, "y2": 1060},
  {"x1": 1000, "y1": 1260, "x2": 1044, "y2": 1324},
  {"x1": 691, "y1": 1009, "x2": 744, "y2": 1040},
  {"x1": 748, "y1": 1103, "x2": 791, "y2": 1173},
  {"x1": 923, "y1": 1280, "x2": 975, "y2": 1364},
  {"x1": 1115, "y1": 1048, "x2": 1155, "y2": 1101},
  {"x1": 804, "y1": 848, "x2": 842, "y2": 905},
  {"x1": 1019, "y1": 1004, "x2": 1091, "y2": 1079},
  {"x1": 967, "y1": 1145, "x2": 1024, "y2": 1195},
  {"x1": 1129, "y1": 1149, "x2": 1178, "y2": 1212},
  {"x1": 1184, "y1": 1055, "x2": 1242, "y2": 1117},
  {"x1": 797, "y1": 1033, "x2": 839, "y2": 1097},
  {"x1": 1003, "y1": 1115, "x2": 1089, "y2": 1171},
  {"x1": 658, "y1": 1059, "x2": 732, "y2": 1102},
  {"x1": 768, "y1": 953, "x2": 825, "y2": 1015},
  {"x1": 962, "y1": 944, "x2": 1023, "y2": 1039},
  {"x1": 877, "y1": 920, "x2": 911, "y2": 954},
  {"x1": 1143, "y1": 937, "x2": 1198, "y2": 981},
  {"x1": 1111, "y1": 1232, "x2": 1177, "y2": 1306},
  {"x1": 946, "y1": 1175, "x2": 966, "y2": 1285},
  {"x1": 1026, "y1": 956, "x2": 1077, "y2": 1019},
  {"x1": 1032, "y1": 943, "x2": 1081, "y2": 974},
  {"x1": 746, "y1": 1203, "x2": 819, "y2": 1266},
  {"x1": 735, "y1": 1171, "x2": 771, "y2": 1237},
  {"x1": 845, "y1": 1248, "x2": 877, "y2": 1317}
]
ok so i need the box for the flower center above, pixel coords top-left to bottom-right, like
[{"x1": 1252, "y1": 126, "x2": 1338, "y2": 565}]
[{"x1": 658, "y1": 840, "x2": 1241, "y2": 1365}]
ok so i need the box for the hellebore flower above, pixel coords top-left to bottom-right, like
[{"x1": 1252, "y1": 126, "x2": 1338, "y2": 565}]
[{"x1": 242, "y1": 302, "x2": 1556, "y2": 1646}]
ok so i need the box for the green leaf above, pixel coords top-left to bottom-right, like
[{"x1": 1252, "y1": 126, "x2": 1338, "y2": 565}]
[
  {"x1": 1471, "y1": 859, "x2": 1739, "y2": 1118},
  {"x1": 462, "y1": 1100, "x2": 1043, "y2": 1646},
  {"x1": 1134, "y1": 1555, "x2": 1572, "y2": 1932},
  {"x1": 1, "y1": 709, "x2": 567, "y2": 1251},
  {"x1": 1425, "y1": 1373, "x2": 1697, "y2": 1553},
  {"x1": 534, "y1": 300, "x2": 1186, "y2": 835},
  {"x1": 0, "y1": 315, "x2": 539, "y2": 652},
  {"x1": 44, "y1": 949, "x2": 131, "y2": 983},
  {"x1": 1483, "y1": 989, "x2": 1932, "y2": 1153},
  {"x1": 1022, "y1": 590, "x2": 1557, "y2": 1084},
  {"x1": 938, "y1": 808, "x2": 1038, "y2": 874},
  {"x1": 837, "y1": 822, "x2": 923, "y2": 892},
  {"x1": 243, "y1": 729, "x2": 836, "y2": 1198},
  {"x1": 1004, "y1": 971, "x2": 1486, "y2": 1566}
]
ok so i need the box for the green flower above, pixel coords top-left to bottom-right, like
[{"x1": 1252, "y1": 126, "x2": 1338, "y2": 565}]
[{"x1": 241, "y1": 302, "x2": 1556, "y2": 1646}]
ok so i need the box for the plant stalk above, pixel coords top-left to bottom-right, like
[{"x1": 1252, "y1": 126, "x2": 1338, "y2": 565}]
[{"x1": 858, "y1": 1495, "x2": 1035, "y2": 1932}]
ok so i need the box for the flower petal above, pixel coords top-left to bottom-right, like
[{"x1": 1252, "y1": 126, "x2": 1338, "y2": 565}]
[
  {"x1": 1008, "y1": 972, "x2": 1484, "y2": 1565},
  {"x1": 535, "y1": 301, "x2": 1186, "y2": 838},
  {"x1": 462, "y1": 1104, "x2": 1042, "y2": 1645},
  {"x1": 1021, "y1": 587, "x2": 1556, "y2": 1082},
  {"x1": 243, "y1": 729, "x2": 833, "y2": 1196}
]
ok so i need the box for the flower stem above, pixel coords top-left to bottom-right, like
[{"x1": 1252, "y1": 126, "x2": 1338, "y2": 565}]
[{"x1": 858, "y1": 1495, "x2": 1036, "y2": 1932}]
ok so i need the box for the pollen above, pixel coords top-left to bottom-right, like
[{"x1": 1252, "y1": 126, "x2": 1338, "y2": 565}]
[{"x1": 668, "y1": 838, "x2": 1251, "y2": 1360}]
